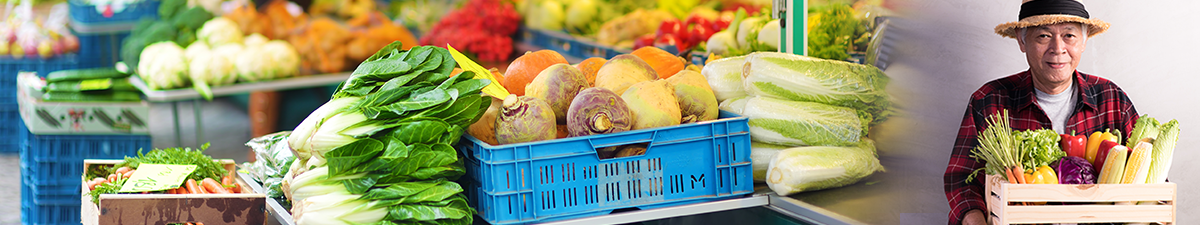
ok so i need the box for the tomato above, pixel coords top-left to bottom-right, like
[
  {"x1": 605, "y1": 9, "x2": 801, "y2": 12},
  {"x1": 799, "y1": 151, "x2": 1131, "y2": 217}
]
[
  {"x1": 655, "y1": 33, "x2": 689, "y2": 51},
  {"x1": 656, "y1": 20, "x2": 687, "y2": 40}
]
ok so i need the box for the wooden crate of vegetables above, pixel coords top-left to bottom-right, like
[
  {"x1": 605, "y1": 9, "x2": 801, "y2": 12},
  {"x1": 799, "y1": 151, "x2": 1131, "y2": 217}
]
[
  {"x1": 79, "y1": 147, "x2": 266, "y2": 225},
  {"x1": 976, "y1": 111, "x2": 1181, "y2": 225},
  {"x1": 985, "y1": 174, "x2": 1175, "y2": 225}
]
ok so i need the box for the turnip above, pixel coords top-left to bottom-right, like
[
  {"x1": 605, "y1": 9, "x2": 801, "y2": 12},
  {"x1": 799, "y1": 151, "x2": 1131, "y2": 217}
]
[
  {"x1": 665, "y1": 70, "x2": 719, "y2": 123},
  {"x1": 567, "y1": 87, "x2": 633, "y2": 137},
  {"x1": 594, "y1": 54, "x2": 657, "y2": 96},
  {"x1": 525, "y1": 64, "x2": 588, "y2": 123},
  {"x1": 622, "y1": 80, "x2": 681, "y2": 129},
  {"x1": 467, "y1": 96, "x2": 504, "y2": 145},
  {"x1": 495, "y1": 94, "x2": 557, "y2": 145}
]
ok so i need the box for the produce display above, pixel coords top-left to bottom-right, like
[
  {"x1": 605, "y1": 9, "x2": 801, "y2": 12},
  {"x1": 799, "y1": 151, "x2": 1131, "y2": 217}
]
[
  {"x1": 84, "y1": 145, "x2": 241, "y2": 204},
  {"x1": 241, "y1": 131, "x2": 297, "y2": 208},
  {"x1": 420, "y1": 0, "x2": 521, "y2": 62},
  {"x1": 711, "y1": 51, "x2": 890, "y2": 195},
  {"x1": 471, "y1": 46, "x2": 721, "y2": 153},
  {"x1": 281, "y1": 42, "x2": 486, "y2": 225},
  {"x1": 0, "y1": 3, "x2": 78, "y2": 59},
  {"x1": 969, "y1": 111, "x2": 1181, "y2": 190}
]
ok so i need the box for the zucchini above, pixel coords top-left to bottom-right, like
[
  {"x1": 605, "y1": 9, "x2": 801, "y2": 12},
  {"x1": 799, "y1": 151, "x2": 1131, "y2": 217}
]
[
  {"x1": 44, "y1": 78, "x2": 138, "y2": 92},
  {"x1": 42, "y1": 91, "x2": 142, "y2": 102},
  {"x1": 45, "y1": 68, "x2": 128, "y2": 83}
]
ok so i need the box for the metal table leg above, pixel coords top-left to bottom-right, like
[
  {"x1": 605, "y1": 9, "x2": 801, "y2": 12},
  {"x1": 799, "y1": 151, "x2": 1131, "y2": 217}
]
[
  {"x1": 194, "y1": 99, "x2": 203, "y2": 145},
  {"x1": 173, "y1": 101, "x2": 182, "y2": 146}
]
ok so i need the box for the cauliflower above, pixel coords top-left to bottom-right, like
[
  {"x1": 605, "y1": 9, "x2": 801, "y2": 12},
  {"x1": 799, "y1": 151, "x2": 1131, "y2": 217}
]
[
  {"x1": 184, "y1": 41, "x2": 211, "y2": 63},
  {"x1": 262, "y1": 40, "x2": 301, "y2": 78},
  {"x1": 197, "y1": 17, "x2": 244, "y2": 46},
  {"x1": 235, "y1": 45, "x2": 270, "y2": 82},
  {"x1": 244, "y1": 33, "x2": 270, "y2": 47},
  {"x1": 138, "y1": 42, "x2": 189, "y2": 90}
]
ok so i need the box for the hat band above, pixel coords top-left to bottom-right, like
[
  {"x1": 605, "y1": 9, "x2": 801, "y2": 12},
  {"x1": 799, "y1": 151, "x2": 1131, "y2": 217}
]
[{"x1": 1018, "y1": 0, "x2": 1089, "y2": 20}]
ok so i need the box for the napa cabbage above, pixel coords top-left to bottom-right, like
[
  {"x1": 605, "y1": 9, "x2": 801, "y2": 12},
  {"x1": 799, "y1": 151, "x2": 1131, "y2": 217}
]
[{"x1": 766, "y1": 138, "x2": 883, "y2": 195}]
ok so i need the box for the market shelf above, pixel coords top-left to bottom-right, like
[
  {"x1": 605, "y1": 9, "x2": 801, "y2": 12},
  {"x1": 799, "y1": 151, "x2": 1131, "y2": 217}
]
[
  {"x1": 128, "y1": 73, "x2": 350, "y2": 146},
  {"x1": 129, "y1": 73, "x2": 351, "y2": 102}
]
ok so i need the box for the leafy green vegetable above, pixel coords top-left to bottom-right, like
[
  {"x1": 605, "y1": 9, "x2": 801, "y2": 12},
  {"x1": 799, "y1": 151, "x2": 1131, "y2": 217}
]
[
  {"x1": 284, "y1": 41, "x2": 487, "y2": 225},
  {"x1": 1127, "y1": 115, "x2": 1161, "y2": 146},
  {"x1": 739, "y1": 96, "x2": 868, "y2": 147},
  {"x1": 808, "y1": 3, "x2": 868, "y2": 61},
  {"x1": 742, "y1": 52, "x2": 891, "y2": 125},
  {"x1": 765, "y1": 138, "x2": 883, "y2": 195},
  {"x1": 114, "y1": 143, "x2": 227, "y2": 182},
  {"x1": 1015, "y1": 129, "x2": 1064, "y2": 169}
]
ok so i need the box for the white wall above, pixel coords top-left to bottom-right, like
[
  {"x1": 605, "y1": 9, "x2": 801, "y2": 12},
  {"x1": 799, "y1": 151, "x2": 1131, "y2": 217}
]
[{"x1": 874, "y1": 0, "x2": 1200, "y2": 223}]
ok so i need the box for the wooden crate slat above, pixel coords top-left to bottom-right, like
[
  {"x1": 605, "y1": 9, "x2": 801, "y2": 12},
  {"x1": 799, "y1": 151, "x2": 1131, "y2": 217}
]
[
  {"x1": 996, "y1": 204, "x2": 1174, "y2": 224},
  {"x1": 985, "y1": 175, "x2": 1176, "y2": 224}
]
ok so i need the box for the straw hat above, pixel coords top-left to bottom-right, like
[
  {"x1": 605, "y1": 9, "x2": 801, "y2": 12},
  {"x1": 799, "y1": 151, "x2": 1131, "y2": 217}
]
[{"x1": 994, "y1": 0, "x2": 1109, "y2": 39}]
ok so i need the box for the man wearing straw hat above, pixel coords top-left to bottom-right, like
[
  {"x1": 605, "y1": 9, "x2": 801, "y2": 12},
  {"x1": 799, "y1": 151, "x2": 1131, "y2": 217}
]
[{"x1": 943, "y1": 0, "x2": 1140, "y2": 224}]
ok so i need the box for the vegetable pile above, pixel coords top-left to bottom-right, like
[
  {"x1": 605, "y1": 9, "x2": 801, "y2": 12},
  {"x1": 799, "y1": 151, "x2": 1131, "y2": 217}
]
[
  {"x1": 0, "y1": 2, "x2": 80, "y2": 59},
  {"x1": 968, "y1": 112, "x2": 1182, "y2": 193},
  {"x1": 421, "y1": 0, "x2": 521, "y2": 62},
  {"x1": 84, "y1": 144, "x2": 241, "y2": 204},
  {"x1": 473, "y1": 46, "x2": 720, "y2": 152},
  {"x1": 282, "y1": 42, "x2": 489, "y2": 225},
  {"x1": 708, "y1": 51, "x2": 891, "y2": 195}
]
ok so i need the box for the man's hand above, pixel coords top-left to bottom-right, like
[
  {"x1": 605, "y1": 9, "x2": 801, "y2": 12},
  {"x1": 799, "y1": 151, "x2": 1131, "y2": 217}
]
[{"x1": 962, "y1": 209, "x2": 987, "y2": 225}]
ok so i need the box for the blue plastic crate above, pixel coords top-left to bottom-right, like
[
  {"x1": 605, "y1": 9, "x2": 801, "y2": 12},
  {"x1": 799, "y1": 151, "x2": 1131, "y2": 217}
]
[
  {"x1": 75, "y1": 30, "x2": 129, "y2": 69},
  {"x1": 69, "y1": 0, "x2": 160, "y2": 27},
  {"x1": 21, "y1": 175, "x2": 80, "y2": 206},
  {"x1": 457, "y1": 111, "x2": 753, "y2": 224},
  {"x1": 18, "y1": 121, "x2": 151, "y2": 195},
  {"x1": 1, "y1": 106, "x2": 17, "y2": 153},
  {"x1": 0, "y1": 55, "x2": 82, "y2": 104},
  {"x1": 22, "y1": 181, "x2": 82, "y2": 225}
]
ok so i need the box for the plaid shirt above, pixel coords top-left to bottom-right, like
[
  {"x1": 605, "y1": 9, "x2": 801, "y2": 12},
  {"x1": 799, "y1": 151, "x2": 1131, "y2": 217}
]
[{"x1": 943, "y1": 70, "x2": 1138, "y2": 225}]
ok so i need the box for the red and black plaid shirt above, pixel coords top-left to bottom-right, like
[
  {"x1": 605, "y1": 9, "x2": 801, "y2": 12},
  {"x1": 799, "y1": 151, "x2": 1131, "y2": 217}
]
[{"x1": 943, "y1": 70, "x2": 1138, "y2": 225}]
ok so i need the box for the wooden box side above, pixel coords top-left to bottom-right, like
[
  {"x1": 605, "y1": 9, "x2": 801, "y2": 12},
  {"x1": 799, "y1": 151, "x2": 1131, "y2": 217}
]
[
  {"x1": 81, "y1": 159, "x2": 267, "y2": 225},
  {"x1": 985, "y1": 175, "x2": 1176, "y2": 224}
]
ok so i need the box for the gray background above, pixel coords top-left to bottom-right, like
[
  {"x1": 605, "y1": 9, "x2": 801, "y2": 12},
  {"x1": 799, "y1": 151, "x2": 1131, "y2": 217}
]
[{"x1": 875, "y1": 0, "x2": 1200, "y2": 224}]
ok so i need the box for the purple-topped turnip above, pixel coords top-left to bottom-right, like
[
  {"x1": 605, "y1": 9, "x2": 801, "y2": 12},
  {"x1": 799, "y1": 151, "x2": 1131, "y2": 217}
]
[
  {"x1": 495, "y1": 94, "x2": 557, "y2": 145},
  {"x1": 567, "y1": 87, "x2": 634, "y2": 137}
]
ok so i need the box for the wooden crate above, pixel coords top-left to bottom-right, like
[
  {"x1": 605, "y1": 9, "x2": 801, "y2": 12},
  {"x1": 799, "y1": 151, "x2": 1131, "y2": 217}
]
[
  {"x1": 985, "y1": 174, "x2": 1175, "y2": 224},
  {"x1": 80, "y1": 159, "x2": 267, "y2": 225}
]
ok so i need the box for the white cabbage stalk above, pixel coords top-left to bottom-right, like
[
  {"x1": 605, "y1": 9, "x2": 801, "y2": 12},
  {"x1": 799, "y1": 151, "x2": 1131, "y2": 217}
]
[
  {"x1": 288, "y1": 97, "x2": 365, "y2": 160},
  {"x1": 293, "y1": 192, "x2": 388, "y2": 225},
  {"x1": 286, "y1": 166, "x2": 365, "y2": 204},
  {"x1": 138, "y1": 42, "x2": 188, "y2": 90},
  {"x1": 756, "y1": 20, "x2": 781, "y2": 50},
  {"x1": 197, "y1": 17, "x2": 244, "y2": 46}
]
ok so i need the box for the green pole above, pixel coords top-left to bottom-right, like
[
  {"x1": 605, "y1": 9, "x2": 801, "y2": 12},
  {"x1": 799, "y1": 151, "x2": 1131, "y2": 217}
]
[{"x1": 776, "y1": 0, "x2": 806, "y2": 55}]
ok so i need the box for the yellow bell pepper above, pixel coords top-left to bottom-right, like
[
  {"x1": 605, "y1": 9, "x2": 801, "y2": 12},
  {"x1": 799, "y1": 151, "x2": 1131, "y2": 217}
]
[
  {"x1": 1038, "y1": 165, "x2": 1058, "y2": 184},
  {"x1": 1022, "y1": 166, "x2": 1059, "y2": 184}
]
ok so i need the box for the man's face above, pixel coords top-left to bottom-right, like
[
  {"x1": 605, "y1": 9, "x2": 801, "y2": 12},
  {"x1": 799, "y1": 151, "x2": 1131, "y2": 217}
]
[{"x1": 1019, "y1": 23, "x2": 1087, "y2": 89}]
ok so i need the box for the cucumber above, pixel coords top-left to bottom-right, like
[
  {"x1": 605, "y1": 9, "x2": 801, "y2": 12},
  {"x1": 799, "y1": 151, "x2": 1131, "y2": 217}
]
[
  {"x1": 42, "y1": 91, "x2": 142, "y2": 102},
  {"x1": 45, "y1": 68, "x2": 128, "y2": 83},
  {"x1": 44, "y1": 78, "x2": 139, "y2": 92}
]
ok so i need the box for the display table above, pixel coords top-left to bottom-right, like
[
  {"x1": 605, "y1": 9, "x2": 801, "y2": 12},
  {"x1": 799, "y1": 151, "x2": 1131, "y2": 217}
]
[{"x1": 129, "y1": 73, "x2": 351, "y2": 146}]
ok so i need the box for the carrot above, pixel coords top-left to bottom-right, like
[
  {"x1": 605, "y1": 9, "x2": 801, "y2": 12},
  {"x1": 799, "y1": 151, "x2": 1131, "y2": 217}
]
[
  {"x1": 186, "y1": 179, "x2": 202, "y2": 194},
  {"x1": 1004, "y1": 167, "x2": 1019, "y2": 184},
  {"x1": 123, "y1": 170, "x2": 135, "y2": 178},
  {"x1": 166, "y1": 188, "x2": 176, "y2": 194},
  {"x1": 222, "y1": 176, "x2": 237, "y2": 193},
  {"x1": 202, "y1": 178, "x2": 231, "y2": 194},
  {"x1": 176, "y1": 187, "x2": 189, "y2": 194},
  {"x1": 107, "y1": 173, "x2": 118, "y2": 182},
  {"x1": 1013, "y1": 166, "x2": 1028, "y2": 184},
  {"x1": 115, "y1": 166, "x2": 132, "y2": 174}
]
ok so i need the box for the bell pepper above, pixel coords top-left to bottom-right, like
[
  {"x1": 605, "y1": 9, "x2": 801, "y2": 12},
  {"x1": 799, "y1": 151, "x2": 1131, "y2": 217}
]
[
  {"x1": 1037, "y1": 165, "x2": 1059, "y2": 184},
  {"x1": 1085, "y1": 129, "x2": 1122, "y2": 164},
  {"x1": 1060, "y1": 131, "x2": 1087, "y2": 159},
  {"x1": 1023, "y1": 166, "x2": 1059, "y2": 184}
]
